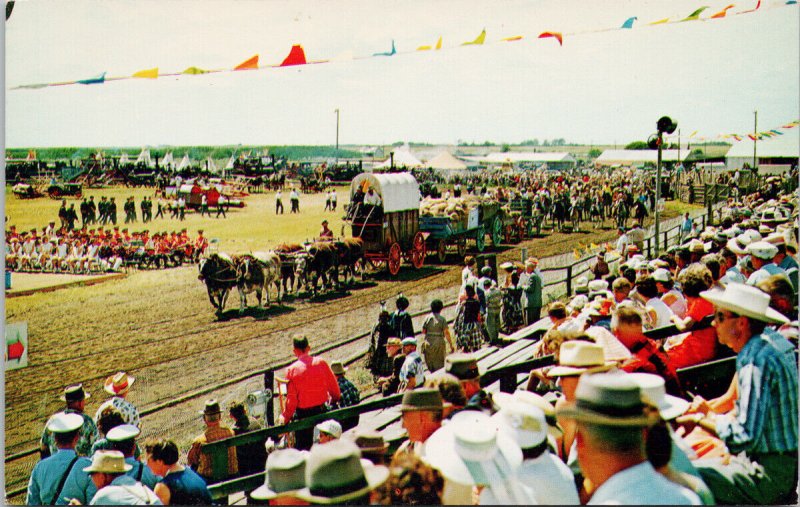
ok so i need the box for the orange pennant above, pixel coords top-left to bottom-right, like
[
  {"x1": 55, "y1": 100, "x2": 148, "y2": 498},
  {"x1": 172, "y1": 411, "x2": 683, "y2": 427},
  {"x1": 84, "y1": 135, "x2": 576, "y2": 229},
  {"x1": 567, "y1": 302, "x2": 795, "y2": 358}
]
[
  {"x1": 538, "y1": 31, "x2": 563, "y2": 45},
  {"x1": 235, "y1": 55, "x2": 259, "y2": 70},
  {"x1": 281, "y1": 45, "x2": 307, "y2": 66},
  {"x1": 711, "y1": 4, "x2": 735, "y2": 18}
]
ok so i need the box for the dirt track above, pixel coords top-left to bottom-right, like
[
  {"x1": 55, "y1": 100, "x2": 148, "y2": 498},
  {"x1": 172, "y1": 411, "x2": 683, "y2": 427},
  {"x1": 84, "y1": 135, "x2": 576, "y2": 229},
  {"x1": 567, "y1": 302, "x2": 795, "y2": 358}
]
[{"x1": 5, "y1": 214, "x2": 681, "y2": 499}]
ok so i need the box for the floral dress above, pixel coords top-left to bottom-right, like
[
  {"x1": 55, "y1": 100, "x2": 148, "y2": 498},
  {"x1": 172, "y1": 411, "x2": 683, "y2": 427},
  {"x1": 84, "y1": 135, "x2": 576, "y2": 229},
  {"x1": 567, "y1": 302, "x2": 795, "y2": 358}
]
[{"x1": 501, "y1": 287, "x2": 524, "y2": 333}]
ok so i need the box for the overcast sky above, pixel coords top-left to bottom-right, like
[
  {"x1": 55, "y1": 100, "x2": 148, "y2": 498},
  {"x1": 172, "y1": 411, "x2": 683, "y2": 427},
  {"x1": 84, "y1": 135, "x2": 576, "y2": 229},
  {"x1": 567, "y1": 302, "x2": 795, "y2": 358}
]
[{"x1": 4, "y1": 0, "x2": 798, "y2": 147}]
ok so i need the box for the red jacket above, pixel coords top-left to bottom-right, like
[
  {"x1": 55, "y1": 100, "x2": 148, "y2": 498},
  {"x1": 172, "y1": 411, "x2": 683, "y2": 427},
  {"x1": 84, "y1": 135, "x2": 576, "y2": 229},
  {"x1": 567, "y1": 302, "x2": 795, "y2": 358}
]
[{"x1": 282, "y1": 354, "x2": 341, "y2": 421}]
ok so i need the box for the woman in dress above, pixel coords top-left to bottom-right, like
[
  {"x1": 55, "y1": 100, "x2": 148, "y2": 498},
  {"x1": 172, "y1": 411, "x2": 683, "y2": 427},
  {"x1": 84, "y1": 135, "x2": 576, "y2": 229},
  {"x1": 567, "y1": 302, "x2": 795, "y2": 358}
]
[
  {"x1": 367, "y1": 307, "x2": 394, "y2": 378},
  {"x1": 420, "y1": 299, "x2": 454, "y2": 372},
  {"x1": 502, "y1": 271, "x2": 524, "y2": 333},
  {"x1": 454, "y1": 284, "x2": 484, "y2": 353}
]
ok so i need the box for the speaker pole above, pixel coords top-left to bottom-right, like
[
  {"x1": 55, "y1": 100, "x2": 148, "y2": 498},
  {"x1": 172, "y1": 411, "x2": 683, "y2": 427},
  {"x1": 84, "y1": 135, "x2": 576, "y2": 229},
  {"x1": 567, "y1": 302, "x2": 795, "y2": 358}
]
[{"x1": 655, "y1": 131, "x2": 663, "y2": 254}]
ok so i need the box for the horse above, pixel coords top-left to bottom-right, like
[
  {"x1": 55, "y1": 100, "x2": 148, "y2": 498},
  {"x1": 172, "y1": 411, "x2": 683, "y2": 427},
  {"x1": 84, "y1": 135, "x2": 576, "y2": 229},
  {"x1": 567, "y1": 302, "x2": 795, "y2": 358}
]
[
  {"x1": 569, "y1": 202, "x2": 581, "y2": 232},
  {"x1": 300, "y1": 241, "x2": 339, "y2": 296},
  {"x1": 552, "y1": 199, "x2": 566, "y2": 232},
  {"x1": 198, "y1": 253, "x2": 238, "y2": 316}
]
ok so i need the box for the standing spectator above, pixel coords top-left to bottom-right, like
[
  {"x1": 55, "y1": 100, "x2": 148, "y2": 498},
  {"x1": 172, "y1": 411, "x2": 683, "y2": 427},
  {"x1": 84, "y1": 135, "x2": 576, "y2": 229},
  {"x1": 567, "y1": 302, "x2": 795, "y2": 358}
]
[
  {"x1": 518, "y1": 258, "x2": 543, "y2": 326},
  {"x1": 94, "y1": 371, "x2": 140, "y2": 428},
  {"x1": 187, "y1": 400, "x2": 238, "y2": 483},
  {"x1": 324, "y1": 190, "x2": 332, "y2": 211},
  {"x1": 27, "y1": 413, "x2": 95, "y2": 506},
  {"x1": 454, "y1": 284, "x2": 483, "y2": 353},
  {"x1": 483, "y1": 278, "x2": 503, "y2": 345},
  {"x1": 82, "y1": 450, "x2": 162, "y2": 505},
  {"x1": 215, "y1": 197, "x2": 227, "y2": 219},
  {"x1": 680, "y1": 213, "x2": 693, "y2": 244},
  {"x1": 367, "y1": 307, "x2": 393, "y2": 378},
  {"x1": 107, "y1": 425, "x2": 160, "y2": 490},
  {"x1": 330, "y1": 189, "x2": 337, "y2": 211},
  {"x1": 278, "y1": 336, "x2": 341, "y2": 450},
  {"x1": 502, "y1": 270, "x2": 524, "y2": 333},
  {"x1": 329, "y1": 361, "x2": 360, "y2": 431},
  {"x1": 275, "y1": 190, "x2": 284, "y2": 214},
  {"x1": 420, "y1": 299, "x2": 453, "y2": 372},
  {"x1": 199, "y1": 194, "x2": 209, "y2": 217},
  {"x1": 145, "y1": 439, "x2": 212, "y2": 505},
  {"x1": 228, "y1": 402, "x2": 267, "y2": 479},
  {"x1": 399, "y1": 337, "x2": 425, "y2": 391},
  {"x1": 41, "y1": 384, "x2": 98, "y2": 459},
  {"x1": 289, "y1": 187, "x2": 300, "y2": 213},
  {"x1": 389, "y1": 295, "x2": 415, "y2": 339}
]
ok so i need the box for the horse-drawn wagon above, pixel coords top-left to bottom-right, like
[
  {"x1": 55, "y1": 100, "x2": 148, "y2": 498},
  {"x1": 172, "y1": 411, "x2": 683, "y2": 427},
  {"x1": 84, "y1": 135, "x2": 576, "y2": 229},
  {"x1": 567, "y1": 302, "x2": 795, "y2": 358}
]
[
  {"x1": 346, "y1": 172, "x2": 426, "y2": 275},
  {"x1": 419, "y1": 196, "x2": 508, "y2": 262},
  {"x1": 508, "y1": 197, "x2": 545, "y2": 240}
]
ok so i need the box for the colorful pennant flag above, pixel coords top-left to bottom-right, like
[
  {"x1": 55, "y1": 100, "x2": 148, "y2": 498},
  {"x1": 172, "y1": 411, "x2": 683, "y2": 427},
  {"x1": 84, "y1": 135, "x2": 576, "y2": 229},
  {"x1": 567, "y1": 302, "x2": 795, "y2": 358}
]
[
  {"x1": 682, "y1": 7, "x2": 709, "y2": 21},
  {"x1": 182, "y1": 66, "x2": 209, "y2": 75},
  {"x1": 502, "y1": 35, "x2": 524, "y2": 42},
  {"x1": 417, "y1": 36, "x2": 443, "y2": 50},
  {"x1": 132, "y1": 67, "x2": 158, "y2": 79},
  {"x1": 621, "y1": 16, "x2": 638, "y2": 29},
  {"x1": 373, "y1": 40, "x2": 396, "y2": 56},
  {"x1": 711, "y1": 4, "x2": 735, "y2": 18},
  {"x1": 77, "y1": 72, "x2": 106, "y2": 85},
  {"x1": 462, "y1": 29, "x2": 486, "y2": 45},
  {"x1": 649, "y1": 18, "x2": 670, "y2": 25},
  {"x1": 234, "y1": 55, "x2": 259, "y2": 70},
  {"x1": 738, "y1": 0, "x2": 761, "y2": 13},
  {"x1": 538, "y1": 31, "x2": 563, "y2": 45},
  {"x1": 281, "y1": 45, "x2": 307, "y2": 66}
]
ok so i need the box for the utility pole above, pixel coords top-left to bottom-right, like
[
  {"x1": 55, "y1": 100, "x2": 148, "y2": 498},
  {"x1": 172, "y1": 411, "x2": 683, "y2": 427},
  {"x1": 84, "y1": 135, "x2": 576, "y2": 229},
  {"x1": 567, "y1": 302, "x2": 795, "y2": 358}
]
[
  {"x1": 334, "y1": 108, "x2": 340, "y2": 170},
  {"x1": 753, "y1": 110, "x2": 758, "y2": 170}
]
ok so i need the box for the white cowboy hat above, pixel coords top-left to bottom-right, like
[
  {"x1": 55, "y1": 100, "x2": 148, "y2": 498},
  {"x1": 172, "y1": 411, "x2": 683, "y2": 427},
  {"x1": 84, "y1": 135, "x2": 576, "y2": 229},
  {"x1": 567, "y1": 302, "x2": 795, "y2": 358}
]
[
  {"x1": 627, "y1": 373, "x2": 689, "y2": 421},
  {"x1": 548, "y1": 341, "x2": 614, "y2": 377},
  {"x1": 491, "y1": 401, "x2": 549, "y2": 449},
  {"x1": 701, "y1": 283, "x2": 789, "y2": 325},
  {"x1": 726, "y1": 234, "x2": 752, "y2": 256}
]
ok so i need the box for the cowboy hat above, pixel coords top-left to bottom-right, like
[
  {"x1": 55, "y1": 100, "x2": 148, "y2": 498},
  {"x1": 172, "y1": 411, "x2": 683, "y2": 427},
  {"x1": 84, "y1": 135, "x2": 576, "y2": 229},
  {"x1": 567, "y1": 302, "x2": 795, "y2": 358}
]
[
  {"x1": 349, "y1": 430, "x2": 389, "y2": 457},
  {"x1": 61, "y1": 384, "x2": 91, "y2": 402},
  {"x1": 491, "y1": 402, "x2": 549, "y2": 449},
  {"x1": 330, "y1": 361, "x2": 347, "y2": 376},
  {"x1": 199, "y1": 399, "x2": 222, "y2": 416},
  {"x1": 548, "y1": 342, "x2": 614, "y2": 377},
  {"x1": 445, "y1": 353, "x2": 480, "y2": 381},
  {"x1": 82, "y1": 450, "x2": 133, "y2": 474},
  {"x1": 628, "y1": 373, "x2": 689, "y2": 421},
  {"x1": 556, "y1": 372, "x2": 659, "y2": 427},
  {"x1": 399, "y1": 388, "x2": 443, "y2": 413},
  {"x1": 295, "y1": 440, "x2": 389, "y2": 504},
  {"x1": 726, "y1": 234, "x2": 752, "y2": 256},
  {"x1": 250, "y1": 449, "x2": 308, "y2": 500},
  {"x1": 700, "y1": 283, "x2": 789, "y2": 325},
  {"x1": 104, "y1": 371, "x2": 135, "y2": 396},
  {"x1": 493, "y1": 390, "x2": 563, "y2": 442},
  {"x1": 499, "y1": 261, "x2": 515, "y2": 271}
]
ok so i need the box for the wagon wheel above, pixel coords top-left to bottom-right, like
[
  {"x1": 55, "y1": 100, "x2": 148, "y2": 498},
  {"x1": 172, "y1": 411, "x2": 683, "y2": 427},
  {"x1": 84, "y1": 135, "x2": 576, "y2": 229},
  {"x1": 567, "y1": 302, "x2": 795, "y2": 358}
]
[
  {"x1": 516, "y1": 216, "x2": 526, "y2": 242},
  {"x1": 436, "y1": 239, "x2": 448, "y2": 264},
  {"x1": 411, "y1": 232, "x2": 426, "y2": 269},
  {"x1": 456, "y1": 237, "x2": 467, "y2": 258},
  {"x1": 475, "y1": 225, "x2": 486, "y2": 253},
  {"x1": 491, "y1": 217, "x2": 503, "y2": 246},
  {"x1": 387, "y1": 243, "x2": 402, "y2": 275}
]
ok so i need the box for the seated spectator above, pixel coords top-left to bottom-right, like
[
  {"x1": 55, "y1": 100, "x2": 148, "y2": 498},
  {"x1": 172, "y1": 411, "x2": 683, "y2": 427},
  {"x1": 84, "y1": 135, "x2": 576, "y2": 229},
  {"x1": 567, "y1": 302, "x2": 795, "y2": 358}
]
[
  {"x1": 654, "y1": 268, "x2": 687, "y2": 318},
  {"x1": 83, "y1": 450, "x2": 162, "y2": 505},
  {"x1": 612, "y1": 277, "x2": 633, "y2": 304},
  {"x1": 424, "y1": 372, "x2": 468, "y2": 419},
  {"x1": 187, "y1": 399, "x2": 238, "y2": 483},
  {"x1": 637, "y1": 276, "x2": 675, "y2": 329},
  {"x1": 374, "y1": 451, "x2": 443, "y2": 505},
  {"x1": 250, "y1": 448, "x2": 308, "y2": 505},
  {"x1": 398, "y1": 338, "x2": 425, "y2": 391},
  {"x1": 313, "y1": 419, "x2": 342, "y2": 445},
  {"x1": 228, "y1": 401, "x2": 267, "y2": 478},
  {"x1": 144, "y1": 438, "x2": 212, "y2": 505},
  {"x1": 667, "y1": 264, "x2": 718, "y2": 369},
  {"x1": 756, "y1": 274, "x2": 799, "y2": 340},
  {"x1": 349, "y1": 430, "x2": 390, "y2": 465},
  {"x1": 328, "y1": 361, "x2": 360, "y2": 431},
  {"x1": 376, "y1": 338, "x2": 404, "y2": 396}
]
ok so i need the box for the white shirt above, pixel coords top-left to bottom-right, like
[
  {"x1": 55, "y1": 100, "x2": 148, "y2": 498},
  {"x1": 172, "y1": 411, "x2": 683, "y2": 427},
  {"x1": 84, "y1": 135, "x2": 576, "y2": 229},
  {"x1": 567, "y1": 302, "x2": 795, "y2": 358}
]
[
  {"x1": 364, "y1": 191, "x2": 382, "y2": 206},
  {"x1": 480, "y1": 450, "x2": 579, "y2": 505},
  {"x1": 662, "y1": 289, "x2": 687, "y2": 319},
  {"x1": 616, "y1": 234, "x2": 629, "y2": 255},
  {"x1": 586, "y1": 325, "x2": 631, "y2": 362},
  {"x1": 646, "y1": 297, "x2": 675, "y2": 329},
  {"x1": 588, "y1": 461, "x2": 701, "y2": 505}
]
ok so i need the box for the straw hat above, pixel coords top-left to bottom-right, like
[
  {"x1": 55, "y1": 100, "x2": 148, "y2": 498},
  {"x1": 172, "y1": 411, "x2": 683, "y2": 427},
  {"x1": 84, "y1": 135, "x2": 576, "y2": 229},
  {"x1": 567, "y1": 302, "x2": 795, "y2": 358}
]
[
  {"x1": 548, "y1": 342, "x2": 614, "y2": 377},
  {"x1": 104, "y1": 371, "x2": 135, "y2": 396},
  {"x1": 491, "y1": 402, "x2": 549, "y2": 449},
  {"x1": 700, "y1": 283, "x2": 789, "y2": 325},
  {"x1": 330, "y1": 361, "x2": 347, "y2": 376},
  {"x1": 295, "y1": 440, "x2": 389, "y2": 504},
  {"x1": 251, "y1": 449, "x2": 308, "y2": 501},
  {"x1": 82, "y1": 450, "x2": 133, "y2": 474},
  {"x1": 424, "y1": 410, "x2": 522, "y2": 486},
  {"x1": 628, "y1": 373, "x2": 689, "y2": 421},
  {"x1": 556, "y1": 372, "x2": 659, "y2": 427},
  {"x1": 746, "y1": 241, "x2": 778, "y2": 260},
  {"x1": 47, "y1": 412, "x2": 85, "y2": 433}
]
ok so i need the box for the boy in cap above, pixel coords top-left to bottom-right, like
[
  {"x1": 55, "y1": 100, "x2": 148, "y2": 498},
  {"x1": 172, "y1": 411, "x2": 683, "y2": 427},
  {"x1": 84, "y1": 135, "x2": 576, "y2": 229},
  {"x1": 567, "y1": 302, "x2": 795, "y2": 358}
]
[
  {"x1": 27, "y1": 413, "x2": 96, "y2": 505},
  {"x1": 41, "y1": 384, "x2": 98, "y2": 459},
  {"x1": 83, "y1": 450, "x2": 161, "y2": 505},
  {"x1": 107, "y1": 424, "x2": 159, "y2": 490}
]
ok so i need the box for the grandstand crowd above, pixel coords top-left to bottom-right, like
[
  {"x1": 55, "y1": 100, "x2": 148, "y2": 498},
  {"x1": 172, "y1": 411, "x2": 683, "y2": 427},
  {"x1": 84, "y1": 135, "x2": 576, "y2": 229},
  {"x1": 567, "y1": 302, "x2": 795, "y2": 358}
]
[{"x1": 24, "y1": 174, "x2": 800, "y2": 505}]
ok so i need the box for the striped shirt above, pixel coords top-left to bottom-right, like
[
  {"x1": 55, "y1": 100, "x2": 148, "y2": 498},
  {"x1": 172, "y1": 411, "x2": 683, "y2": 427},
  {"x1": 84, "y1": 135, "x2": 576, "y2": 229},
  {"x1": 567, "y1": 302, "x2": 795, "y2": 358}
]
[{"x1": 716, "y1": 327, "x2": 798, "y2": 454}]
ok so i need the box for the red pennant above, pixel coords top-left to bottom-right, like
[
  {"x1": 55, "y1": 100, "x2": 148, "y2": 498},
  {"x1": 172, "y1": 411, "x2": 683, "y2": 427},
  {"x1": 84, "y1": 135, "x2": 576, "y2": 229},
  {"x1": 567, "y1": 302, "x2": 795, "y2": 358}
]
[
  {"x1": 235, "y1": 55, "x2": 259, "y2": 70},
  {"x1": 281, "y1": 45, "x2": 307, "y2": 66},
  {"x1": 748, "y1": 134, "x2": 757, "y2": 141},
  {"x1": 538, "y1": 31, "x2": 563, "y2": 46}
]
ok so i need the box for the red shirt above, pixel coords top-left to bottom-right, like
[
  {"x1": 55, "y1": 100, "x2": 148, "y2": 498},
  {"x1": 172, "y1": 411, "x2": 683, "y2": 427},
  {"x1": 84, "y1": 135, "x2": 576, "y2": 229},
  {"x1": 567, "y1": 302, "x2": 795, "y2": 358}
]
[
  {"x1": 666, "y1": 297, "x2": 717, "y2": 370},
  {"x1": 282, "y1": 354, "x2": 340, "y2": 420},
  {"x1": 621, "y1": 337, "x2": 683, "y2": 396}
]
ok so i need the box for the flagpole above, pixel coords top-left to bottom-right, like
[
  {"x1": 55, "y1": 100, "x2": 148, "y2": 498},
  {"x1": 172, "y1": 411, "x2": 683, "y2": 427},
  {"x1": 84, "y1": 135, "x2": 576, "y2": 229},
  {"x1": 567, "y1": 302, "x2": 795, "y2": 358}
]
[
  {"x1": 335, "y1": 108, "x2": 340, "y2": 169},
  {"x1": 753, "y1": 110, "x2": 758, "y2": 170}
]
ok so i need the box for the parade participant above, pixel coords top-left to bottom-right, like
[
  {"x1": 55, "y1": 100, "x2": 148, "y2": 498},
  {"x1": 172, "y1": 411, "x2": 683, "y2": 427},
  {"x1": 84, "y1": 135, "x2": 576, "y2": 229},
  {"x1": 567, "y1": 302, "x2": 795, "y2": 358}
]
[
  {"x1": 215, "y1": 197, "x2": 227, "y2": 218},
  {"x1": 399, "y1": 337, "x2": 425, "y2": 391},
  {"x1": 82, "y1": 450, "x2": 162, "y2": 505},
  {"x1": 420, "y1": 299, "x2": 453, "y2": 372},
  {"x1": 278, "y1": 336, "x2": 340, "y2": 450},
  {"x1": 186, "y1": 400, "x2": 238, "y2": 482},
  {"x1": 144, "y1": 439, "x2": 212, "y2": 506},
  {"x1": 106, "y1": 425, "x2": 160, "y2": 490},
  {"x1": 41, "y1": 385, "x2": 98, "y2": 459},
  {"x1": 275, "y1": 189, "x2": 284, "y2": 214},
  {"x1": 289, "y1": 187, "x2": 300, "y2": 213},
  {"x1": 318, "y1": 220, "x2": 333, "y2": 239},
  {"x1": 27, "y1": 413, "x2": 95, "y2": 506},
  {"x1": 557, "y1": 373, "x2": 701, "y2": 505},
  {"x1": 94, "y1": 372, "x2": 140, "y2": 428},
  {"x1": 680, "y1": 283, "x2": 796, "y2": 504}
]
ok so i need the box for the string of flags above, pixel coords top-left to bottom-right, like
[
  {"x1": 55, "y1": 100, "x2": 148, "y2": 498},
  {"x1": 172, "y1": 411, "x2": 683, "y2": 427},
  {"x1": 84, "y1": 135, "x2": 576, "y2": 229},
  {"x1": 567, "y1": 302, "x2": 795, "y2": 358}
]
[
  {"x1": 684, "y1": 119, "x2": 799, "y2": 142},
  {"x1": 9, "y1": 0, "x2": 795, "y2": 91}
]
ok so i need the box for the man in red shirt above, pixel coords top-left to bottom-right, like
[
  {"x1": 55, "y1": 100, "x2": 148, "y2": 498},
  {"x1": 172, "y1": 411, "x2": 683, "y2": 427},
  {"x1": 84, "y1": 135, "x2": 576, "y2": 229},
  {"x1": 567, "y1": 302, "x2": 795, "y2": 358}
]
[{"x1": 278, "y1": 336, "x2": 341, "y2": 450}]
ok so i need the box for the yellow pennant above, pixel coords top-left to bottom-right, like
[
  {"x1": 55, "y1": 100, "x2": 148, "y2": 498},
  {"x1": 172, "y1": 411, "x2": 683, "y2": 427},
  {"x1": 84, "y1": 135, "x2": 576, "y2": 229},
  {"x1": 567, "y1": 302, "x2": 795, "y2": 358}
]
[{"x1": 132, "y1": 67, "x2": 158, "y2": 79}]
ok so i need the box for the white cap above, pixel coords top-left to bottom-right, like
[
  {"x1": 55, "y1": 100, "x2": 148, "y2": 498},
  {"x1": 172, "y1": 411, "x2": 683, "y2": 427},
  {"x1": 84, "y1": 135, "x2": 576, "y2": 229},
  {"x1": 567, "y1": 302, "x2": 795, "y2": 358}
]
[
  {"x1": 491, "y1": 401, "x2": 548, "y2": 449},
  {"x1": 652, "y1": 268, "x2": 672, "y2": 283},
  {"x1": 47, "y1": 412, "x2": 84, "y2": 433},
  {"x1": 106, "y1": 424, "x2": 140, "y2": 442},
  {"x1": 315, "y1": 419, "x2": 342, "y2": 439},
  {"x1": 746, "y1": 241, "x2": 779, "y2": 260}
]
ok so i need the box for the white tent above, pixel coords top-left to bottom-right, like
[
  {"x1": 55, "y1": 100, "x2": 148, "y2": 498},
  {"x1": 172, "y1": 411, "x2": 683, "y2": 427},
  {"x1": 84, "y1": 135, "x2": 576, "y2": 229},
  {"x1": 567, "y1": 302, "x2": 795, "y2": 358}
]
[
  {"x1": 135, "y1": 148, "x2": 154, "y2": 167},
  {"x1": 161, "y1": 151, "x2": 174, "y2": 167},
  {"x1": 482, "y1": 152, "x2": 576, "y2": 164},
  {"x1": 206, "y1": 157, "x2": 219, "y2": 173},
  {"x1": 119, "y1": 153, "x2": 130, "y2": 164},
  {"x1": 594, "y1": 150, "x2": 689, "y2": 166},
  {"x1": 374, "y1": 148, "x2": 423, "y2": 168},
  {"x1": 725, "y1": 128, "x2": 799, "y2": 172},
  {"x1": 425, "y1": 151, "x2": 468, "y2": 170},
  {"x1": 177, "y1": 154, "x2": 192, "y2": 170}
]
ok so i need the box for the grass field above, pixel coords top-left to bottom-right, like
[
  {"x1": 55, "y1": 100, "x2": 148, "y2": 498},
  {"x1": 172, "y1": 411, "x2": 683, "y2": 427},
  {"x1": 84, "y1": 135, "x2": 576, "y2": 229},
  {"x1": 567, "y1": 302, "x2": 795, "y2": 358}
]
[{"x1": 5, "y1": 185, "x2": 351, "y2": 254}]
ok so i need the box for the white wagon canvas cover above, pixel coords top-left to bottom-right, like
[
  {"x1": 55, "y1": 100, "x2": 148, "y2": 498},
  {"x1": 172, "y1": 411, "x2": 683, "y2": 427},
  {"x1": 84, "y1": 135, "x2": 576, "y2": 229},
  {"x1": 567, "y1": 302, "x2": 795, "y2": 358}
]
[{"x1": 350, "y1": 172, "x2": 420, "y2": 213}]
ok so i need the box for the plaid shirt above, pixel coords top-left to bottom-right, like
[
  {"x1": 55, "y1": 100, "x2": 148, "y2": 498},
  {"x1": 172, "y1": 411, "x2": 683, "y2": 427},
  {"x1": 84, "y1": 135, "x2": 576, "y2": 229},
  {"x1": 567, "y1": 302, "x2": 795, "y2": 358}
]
[
  {"x1": 716, "y1": 328, "x2": 798, "y2": 454},
  {"x1": 187, "y1": 424, "x2": 238, "y2": 479},
  {"x1": 331, "y1": 377, "x2": 360, "y2": 410}
]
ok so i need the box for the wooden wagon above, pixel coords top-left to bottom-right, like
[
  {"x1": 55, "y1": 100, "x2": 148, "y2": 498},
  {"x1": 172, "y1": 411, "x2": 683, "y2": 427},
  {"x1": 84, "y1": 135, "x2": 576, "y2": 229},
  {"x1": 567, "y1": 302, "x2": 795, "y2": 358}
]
[
  {"x1": 420, "y1": 199, "x2": 509, "y2": 262},
  {"x1": 347, "y1": 172, "x2": 426, "y2": 275},
  {"x1": 508, "y1": 197, "x2": 545, "y2": 240}
]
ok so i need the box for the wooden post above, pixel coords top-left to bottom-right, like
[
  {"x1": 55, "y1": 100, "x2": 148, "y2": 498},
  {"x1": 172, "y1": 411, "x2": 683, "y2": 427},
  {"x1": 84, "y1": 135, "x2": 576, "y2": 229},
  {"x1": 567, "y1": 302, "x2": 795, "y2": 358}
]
[
  {"x1": 663, "y1": 231, "x2": 668, "y2": 251},
  {"x1": 566, "y1": 265, "x2": 573, "y2": 297},
  {"x1": 646, "y1": 237, "x2": 651, "y2": 258},
  {"x1": 264, "y1": 370, "x2": 275, "y2": 426}
]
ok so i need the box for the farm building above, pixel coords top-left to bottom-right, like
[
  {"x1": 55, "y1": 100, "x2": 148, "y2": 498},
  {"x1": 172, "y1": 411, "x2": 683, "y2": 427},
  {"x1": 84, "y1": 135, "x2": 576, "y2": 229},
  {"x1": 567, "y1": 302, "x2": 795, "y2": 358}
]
[
  {"x1": 594, "y1": 149, "x2": 691, "y2": 167},
  {"x1": 724, "y1": 128, "x2": 799, "y2": 174},
  {"x1": 481, "y1": 152, "x2": 576, "y2": 171}
]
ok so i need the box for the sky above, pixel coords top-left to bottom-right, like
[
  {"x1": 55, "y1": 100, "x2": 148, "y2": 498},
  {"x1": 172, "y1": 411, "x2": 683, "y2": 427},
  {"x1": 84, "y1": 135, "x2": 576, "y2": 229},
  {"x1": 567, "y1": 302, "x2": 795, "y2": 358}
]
[{"x1": 3, "y1": 0, "x2": 799, "y2": 148}]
